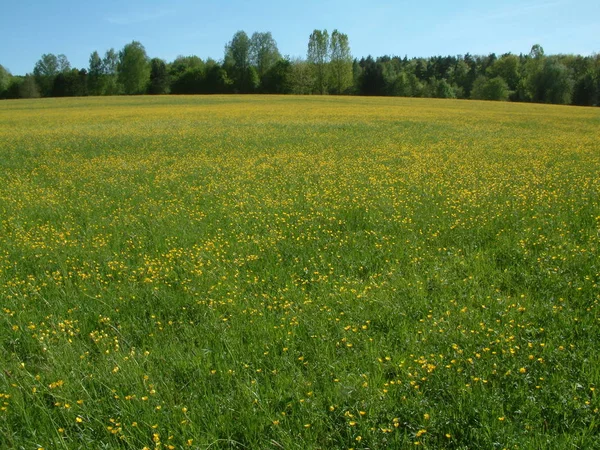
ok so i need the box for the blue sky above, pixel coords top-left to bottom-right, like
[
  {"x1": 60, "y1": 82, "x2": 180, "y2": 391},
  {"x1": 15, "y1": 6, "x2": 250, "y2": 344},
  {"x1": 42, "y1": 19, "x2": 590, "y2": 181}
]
[{"x1": 1, "y1": 0, "x2": 598, "y2": 75}]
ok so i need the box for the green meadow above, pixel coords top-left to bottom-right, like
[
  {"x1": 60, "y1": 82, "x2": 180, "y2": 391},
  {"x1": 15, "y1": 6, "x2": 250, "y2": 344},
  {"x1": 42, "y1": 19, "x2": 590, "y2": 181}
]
[{"x1": 0, "y1": 95, "x2": 599, "y2": 449}]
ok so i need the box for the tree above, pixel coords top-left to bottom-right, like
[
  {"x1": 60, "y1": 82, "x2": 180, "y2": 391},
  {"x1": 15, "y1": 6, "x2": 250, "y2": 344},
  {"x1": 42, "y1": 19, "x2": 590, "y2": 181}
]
[
  {"x1": 102, "y1": 49, "x2": 120, "y2": 95},
  {"x1": 204, "y1": 59, "x2": 232, "y2": 94},
  {"x1": 0, "y1": 64, "x2": 10, "y2": 97},
  {"x1": 88, "y1": 51, "x2": 103, "y2": 95},
  {"x1": 329, "y1": 30, "x2": 353, "y2": 94},
  {"x1": 5, "y1": 77, "x2": 23, "y2": 99},
  {"x1": 20, "y1": 74, "x2": 40, "y2": 98},
  {"x1": 249, "y1": 32, "x2": 281, "y2": 84},
  {"x1": 471, "y1": 76, "x2": 510, "y2": 101},
  {"x1": 487, "y1": 54, "x2": 520, "y2": 92},
  {"x1": 169, "y1": 56, "x2": 204, "y2": 79},
  {"x1": 288, "y1": 58, "x2": 314, "y2": 95},
  {"x1": 307, "y1": 29, "x2": 330, "y2": 94},
  {"x1": 572, "y1": 71, "x2": 598, "y2": 106},
  {"x1": 52, "y1": 69, "x2": 88, "y2": 97},
  {"x1": 169, "y1": 56, "x2": 206, "y2": 94},
  {"x1": 434, "y1": 78, "x2": 456, "y2": 99},
  {"x1": 533, "y1": 58, "x2": 574, "y2": 104},
  {"x1": 149, "y1": 58, "x2": 170, "y2": 94},
  {"x1": 118, "y1": 41, "x2": 150, "y2": 95},
  {"x1": 524, "y1": 44, "x2": 545, "y2": 101},
  {"x1": 358, "y1": 56, "x2": 385, "y2": 96},
  {"x1": 34, "y1": 53, "x2": 71, "y2": 96},
  {"x1": 261, "y1": 59, "x2": 292, "y2": 94},
  {"x1": 224, "y1": 31, "x2": 256, "y2": 93},
  {"x1": 34, "y1": 54, "x2": 58, "y2": 79}
]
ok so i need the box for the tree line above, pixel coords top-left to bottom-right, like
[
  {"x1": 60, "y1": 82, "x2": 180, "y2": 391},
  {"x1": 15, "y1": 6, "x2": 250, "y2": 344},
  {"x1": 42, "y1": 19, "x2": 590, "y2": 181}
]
[{"x1": 1, "y1": 31, "x2": 599, "y2": 106}]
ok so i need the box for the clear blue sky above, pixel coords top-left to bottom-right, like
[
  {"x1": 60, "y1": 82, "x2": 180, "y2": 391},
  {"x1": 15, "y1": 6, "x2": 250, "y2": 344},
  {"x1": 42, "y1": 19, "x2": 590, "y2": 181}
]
[{"x1": 1, "y1": 0, "x2": 598, "y2": 75}]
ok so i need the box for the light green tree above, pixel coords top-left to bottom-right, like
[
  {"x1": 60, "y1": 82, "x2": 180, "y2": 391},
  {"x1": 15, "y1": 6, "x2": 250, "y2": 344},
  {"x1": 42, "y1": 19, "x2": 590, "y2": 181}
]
[
  {"x1": 102, "y1": 49, "x2": 120, "y2": 95},
  {"x1": 0, "y1": 64, "x2": 10, "y2": 94},
  {"x1": 307, "y1": 29, "x2": 330, "y2": 94},
  {"x1": 471, "y1": 75, "x2": 510, "y2": 101},
  {"x1": 288, "y1": 58, "x2": 314, "y2": 94},
  {"x1": 118, "y1": 41, "x2": 150, "y2": 95},
  {"x1": 249, "y1": 32, "x2": 281, "y2": 81},
  {"x1": 487, "y1": 54, "x2": 520, "y2": 91},
  {"x1": 329, "y1": 30, "x2": 352, "y2": 94},
  {"x1": 524, "y1": 44, "x2": 545, "y2": 101}
]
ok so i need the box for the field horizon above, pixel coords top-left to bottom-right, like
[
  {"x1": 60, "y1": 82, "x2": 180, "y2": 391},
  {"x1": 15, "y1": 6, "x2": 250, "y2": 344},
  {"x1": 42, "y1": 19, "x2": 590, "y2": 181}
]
[{"x1": 1, "y1": 95, "x2": 599, "y2": 449}]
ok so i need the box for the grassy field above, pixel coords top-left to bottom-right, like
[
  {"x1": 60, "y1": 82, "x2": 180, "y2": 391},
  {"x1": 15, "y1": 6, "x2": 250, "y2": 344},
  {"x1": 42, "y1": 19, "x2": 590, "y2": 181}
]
[{"x1": 0, "y1": 95, "x2": 599, "y2": 449}]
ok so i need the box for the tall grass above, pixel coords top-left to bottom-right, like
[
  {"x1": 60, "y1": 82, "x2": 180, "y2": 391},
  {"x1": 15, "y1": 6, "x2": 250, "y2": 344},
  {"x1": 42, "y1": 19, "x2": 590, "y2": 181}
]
[{"x1": 0, "y1": 95, "x2": 599, "y2": 449}]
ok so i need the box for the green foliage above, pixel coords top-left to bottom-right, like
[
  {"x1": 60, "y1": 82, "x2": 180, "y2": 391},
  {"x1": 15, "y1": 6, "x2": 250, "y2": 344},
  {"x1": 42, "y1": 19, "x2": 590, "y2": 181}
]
[
  {"x1": 261, "y1": 59, "x2": 292, "y2": 94},
  {"x1": 19, "y1": 74, "x2": 40, "y2": 98},
  {"x1": 33, "y1": 53, "x2": 70, "y2": 96},
  {"x1": 6, "y1": 36, "x2": 600, "y2": 106},
  {"x1": 52, "y1": 69, "x2": 88, "y2": 97},
  {"x1": 225, "y1": 31, "x2": 254, "y2": 93},
  {"x1": 101, "y1": 49, "x2": 120, "y2": 95},
  {"x1": 0, "y1": 65, "x2": 12, "y2": 99},
  {"x1": 88, "y1": 51, "x2": 103, "y2": 96},
  {"x1": 433, "y1": 78, "x2": 456, "y2": 98},
  {"x1": 169, "y1": 57, "x2": 205, "y2": 94},
  {"x1": 0, "y1": 64, "x2": 10, "y2": 95},
  {"x1": 572, "y1": 71, "x2": 598, "y2": 106},
  {"x1": 149, "y1": 58, "x2": 170, "y2": 95},
  {"x1": 117, "y1": 41, "x2": 150, "y2": 95},
  {"x1": 250, "y1": 32, "x2": 281, "y2": 84},
  {"x1": 204, "y1": 61, "x2": 232, "y2": 94},
  {"x1": 487, "y1": 54, "x2": 520, "y2": 91},
  {"x1": 329, "y1": 30, "x2": 353, "y2": 94},
  {"x1": 359, "y1": 56, "x2": 386, "y2": 96},
  {"x1": 471, "y1": 76, "x2": 510, "y2": 101},
  {"x1": 288, "y1": 58, "x2": 314, "y2": 94},
  {"x1": 535, "y1": 59, "x2": 574, "y2": 104},
  {"x1": 169, "y1": 56, "x2": 204, "y2": 79},
  {"x1": 307, "y1": 29, "x2": 330, "y2": 94}
]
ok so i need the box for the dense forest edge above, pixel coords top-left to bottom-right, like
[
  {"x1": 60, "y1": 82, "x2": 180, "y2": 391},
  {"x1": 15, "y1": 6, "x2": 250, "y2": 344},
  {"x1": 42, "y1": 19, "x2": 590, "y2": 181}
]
[{"x1": 1, "y1": 30, "x2": 599, "y2": 106}]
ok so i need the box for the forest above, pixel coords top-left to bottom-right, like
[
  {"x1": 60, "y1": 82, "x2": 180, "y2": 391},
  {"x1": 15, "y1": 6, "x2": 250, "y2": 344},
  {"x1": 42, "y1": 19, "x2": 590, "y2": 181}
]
[{"x1": 1, "y1": 30, "x2": 598, "y2": 106}]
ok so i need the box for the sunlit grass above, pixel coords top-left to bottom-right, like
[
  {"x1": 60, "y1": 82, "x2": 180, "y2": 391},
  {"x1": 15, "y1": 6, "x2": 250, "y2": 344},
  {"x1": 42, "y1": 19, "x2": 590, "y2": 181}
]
[{"x1": 0, "y1": 95, "x2": 599, "y2": 449}]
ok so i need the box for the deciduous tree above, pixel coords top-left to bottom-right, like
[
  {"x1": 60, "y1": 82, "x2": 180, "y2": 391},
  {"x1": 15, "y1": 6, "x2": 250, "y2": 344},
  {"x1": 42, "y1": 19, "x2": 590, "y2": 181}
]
[
  {"x1": 307, "y1": 30, "x2": 329, "y2": 94},
  {"x1": 0, "y1": 64, "x2": 10, "y2": 96},
  {"x1": 329, "y1": 30, "x2": 352, "y2": 94},
  {"x1": 225, "y1": 31, "x2": 256, "y2": 93},
  {"x1": 88, "y1": 51, "x2": 103, "y2": 95},
  {"x1": 118, "y1": 41, "x2": 150, "y2": 95},
  {"x1": 33, "y1": 53, "x2": 70, "y2": 96},
  {"x1": 20, "y1": 74, "x2": 40, "y2": 98},
  {"x1": 149, "y1": 58, "x2": 170, "y2": 94},
  {"x1": 102, "y1": 49, "x2": 120, "y2": 95},
  {"x1": 250, "y1": 32, "x2": 281, "y2": 83}
]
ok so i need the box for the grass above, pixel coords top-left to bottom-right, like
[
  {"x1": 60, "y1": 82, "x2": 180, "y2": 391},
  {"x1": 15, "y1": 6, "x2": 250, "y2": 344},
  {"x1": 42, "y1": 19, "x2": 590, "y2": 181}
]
[{"x1": 0, "y1": 95, "x2": 599, "y2": 449}]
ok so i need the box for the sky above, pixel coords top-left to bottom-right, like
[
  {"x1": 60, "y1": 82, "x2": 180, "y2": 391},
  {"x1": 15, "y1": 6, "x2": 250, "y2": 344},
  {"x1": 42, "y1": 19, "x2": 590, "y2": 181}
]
[{"x1": 1, "y1": 0, "x2": 598, "y2": 75}]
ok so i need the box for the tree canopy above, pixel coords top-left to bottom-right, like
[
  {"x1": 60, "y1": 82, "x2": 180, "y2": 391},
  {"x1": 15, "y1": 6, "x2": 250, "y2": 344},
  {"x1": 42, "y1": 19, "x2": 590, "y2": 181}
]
[
  {"x1": 118, "y1": 41, "x2": 150, "y2": 95},
  {"x1": 2, "y1": 37, "x2": 598, "y2": 107}
]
